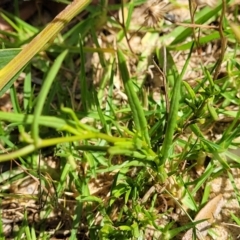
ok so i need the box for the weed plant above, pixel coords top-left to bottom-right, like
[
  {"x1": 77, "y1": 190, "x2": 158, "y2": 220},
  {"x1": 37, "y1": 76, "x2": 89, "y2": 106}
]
[{"x1": 0, "y1": 0, "x2": 240, "y2": 239}]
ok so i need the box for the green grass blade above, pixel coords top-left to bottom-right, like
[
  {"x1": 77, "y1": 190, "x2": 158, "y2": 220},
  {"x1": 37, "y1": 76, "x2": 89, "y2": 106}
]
[
  {"x1": 31, "y1": 50, "x2": 68, "y2": 145},
  {"x1": 79, "y1": 34, "x2": 89, "y2": 111},
  {"x1": 160, "y1": 44, "x2": 194, "y2": 164},
  {"x1": 23, "y1": 66, "x2": 33, "y2": 112},
  {"x1": 0, "y1": 48, "x2": 23, "y2": 97},
  {"x1": 166, "y1": 2, "x2": 225, "y2": 45},
  {"x1": 117, "y1": 49, "x2": 151, "y2": 147}
]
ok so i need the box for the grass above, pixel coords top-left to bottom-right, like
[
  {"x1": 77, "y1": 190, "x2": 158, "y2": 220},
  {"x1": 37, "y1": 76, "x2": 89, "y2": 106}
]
[{"x1": 0, "y1": 0, "x2": 240, "y2": 239}]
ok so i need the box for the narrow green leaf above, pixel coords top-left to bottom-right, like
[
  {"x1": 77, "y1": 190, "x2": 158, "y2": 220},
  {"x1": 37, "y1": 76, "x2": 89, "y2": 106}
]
[
  {"x1": 31, "y1": 50, "x2": 68, "y2": 145},
  {"x1": 117, "y1": 49, "x2": 151, "y2": 147},
  {"x1": 160, "y1": 44, "x2": 194, "y2": 164}
]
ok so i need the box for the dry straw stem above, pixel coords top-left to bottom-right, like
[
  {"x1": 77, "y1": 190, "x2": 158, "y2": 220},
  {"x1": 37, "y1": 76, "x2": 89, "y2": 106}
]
[{"x1": 0, "y1": 0, "x2": 91, "y2": 91}]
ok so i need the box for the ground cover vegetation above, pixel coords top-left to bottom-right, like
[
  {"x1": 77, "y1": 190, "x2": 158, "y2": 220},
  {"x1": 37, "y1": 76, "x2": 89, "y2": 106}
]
[{"x1": 0, "y1": 0, "x2": 240, "y2": 239}]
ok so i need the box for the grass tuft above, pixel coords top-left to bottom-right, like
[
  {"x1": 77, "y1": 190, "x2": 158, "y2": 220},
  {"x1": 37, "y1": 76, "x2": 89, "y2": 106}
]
[{"x1": 0, "y1": 0, "x2": 240, "y2": 239}]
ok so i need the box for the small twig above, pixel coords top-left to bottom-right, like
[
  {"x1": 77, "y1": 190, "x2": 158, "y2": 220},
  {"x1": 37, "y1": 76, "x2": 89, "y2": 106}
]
[
  {"x1": 213, "y1": 0, "x2": 227, "y2": 80},
  {"x1": 120, "y1": 0, "x2": 134, "y2": 53},
  {"x1": 141, "y1": 184, "x2": 165, "y2": 204},
  {"x1": 152, "y1": 55, "x2": 169, "y2": 114},
  {"x1": 189, "y1": 0, "x2": 202, "y2": 54},
  {"x1": 172, "y1": 22, "x2": 218, "y2": 30}
]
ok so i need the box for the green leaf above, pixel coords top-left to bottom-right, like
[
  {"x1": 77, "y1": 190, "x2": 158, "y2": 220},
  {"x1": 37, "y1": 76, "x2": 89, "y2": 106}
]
[
  {"x1": 117, "y1": 49, "x2": 151, "y2": 147},
  {"x1": 0, "y1": 48, "x2": 21, "y2": 68}
]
